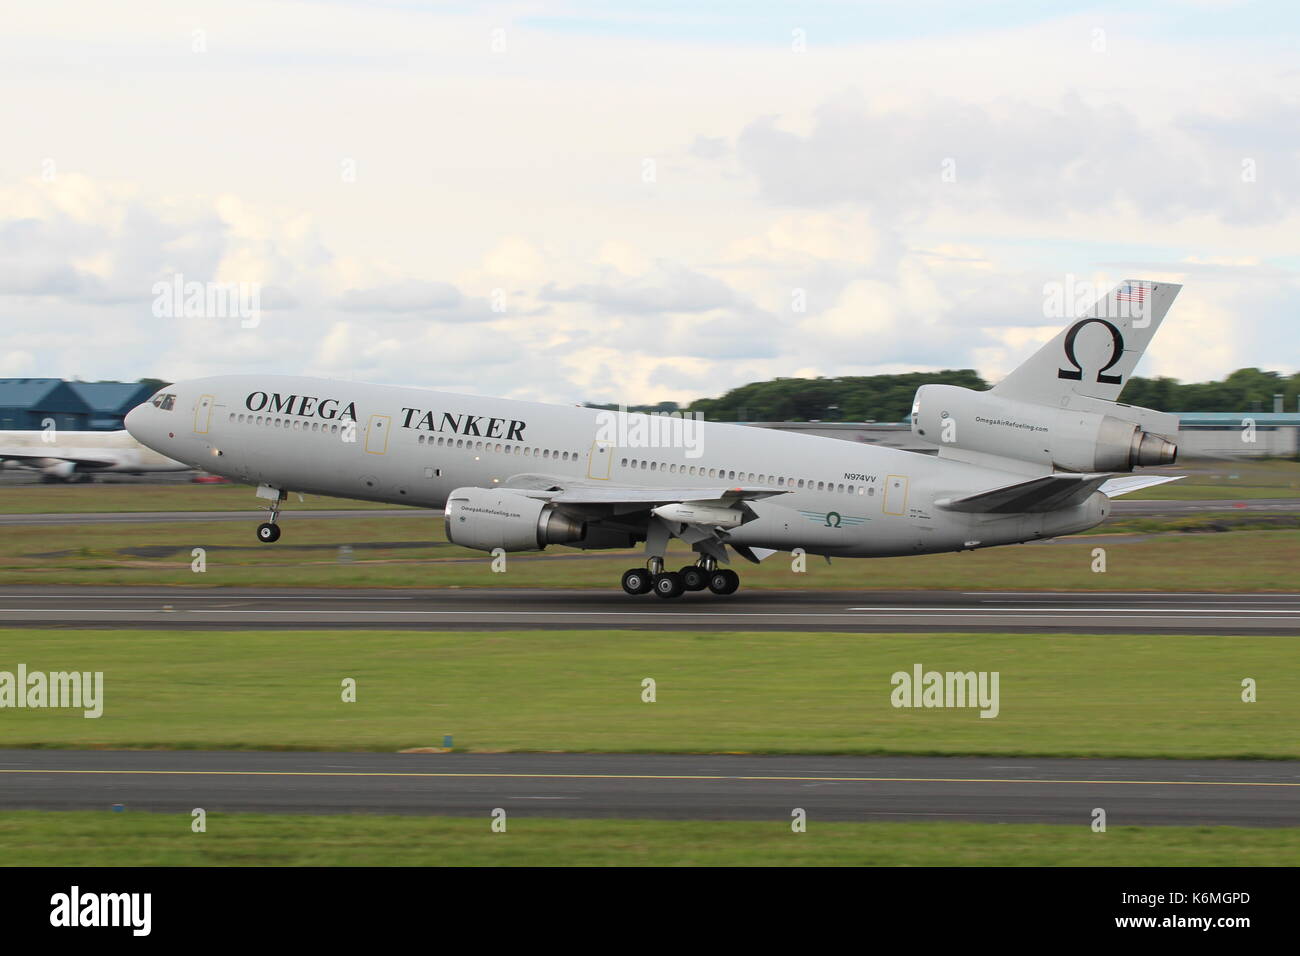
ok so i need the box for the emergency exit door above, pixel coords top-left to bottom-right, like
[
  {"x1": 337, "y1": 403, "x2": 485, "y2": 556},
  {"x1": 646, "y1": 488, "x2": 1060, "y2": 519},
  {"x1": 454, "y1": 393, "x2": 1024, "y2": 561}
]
[
  {"x1": 884, "y1": 474, "x2": 909, "y2": 515},
  {"x1": 587, "y1": 441, "x2": 612, "y2": 479},
  {"x1": 365, "y1": 414, "x2": 391, "y2": 454}
]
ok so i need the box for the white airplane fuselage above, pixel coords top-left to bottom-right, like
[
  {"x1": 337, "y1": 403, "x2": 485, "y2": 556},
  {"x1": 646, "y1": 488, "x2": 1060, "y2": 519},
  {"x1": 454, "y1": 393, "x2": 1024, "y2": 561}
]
[{"x1": 125, "y1": 375, "x2": 1107, "y2": 558}]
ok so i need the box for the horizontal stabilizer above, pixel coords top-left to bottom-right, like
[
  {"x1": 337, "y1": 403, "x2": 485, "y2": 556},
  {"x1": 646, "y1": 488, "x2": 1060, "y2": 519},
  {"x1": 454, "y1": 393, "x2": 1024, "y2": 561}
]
[
  {"x1": 937, "y1": 473, "x2": 1114, "y2": 514},
  {"x1": 1098, "y1": 474, "x2": 1184, "y2": 497}
]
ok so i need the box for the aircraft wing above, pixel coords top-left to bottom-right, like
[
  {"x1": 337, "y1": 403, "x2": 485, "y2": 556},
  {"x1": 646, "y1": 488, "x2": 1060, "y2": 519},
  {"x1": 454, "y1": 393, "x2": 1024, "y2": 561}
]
[
  {"x1": 502, "y1": 473, "x2": 788, "y2": 505},
  {"x1": 0, "y1": 449, "x2": 120, "y2": 468},
  {"x1": 549, "y1": 485, "x2": 788, "y2": 505}
]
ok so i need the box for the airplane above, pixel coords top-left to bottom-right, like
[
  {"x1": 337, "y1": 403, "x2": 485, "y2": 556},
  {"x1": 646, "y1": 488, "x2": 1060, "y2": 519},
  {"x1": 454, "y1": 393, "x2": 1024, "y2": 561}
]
[
  {"x1": 0, "y1": 429, "x2": 190, "y2": 482},
  {"x1": 125, "y1": 279, "x2": 1183, "y2": 598}
]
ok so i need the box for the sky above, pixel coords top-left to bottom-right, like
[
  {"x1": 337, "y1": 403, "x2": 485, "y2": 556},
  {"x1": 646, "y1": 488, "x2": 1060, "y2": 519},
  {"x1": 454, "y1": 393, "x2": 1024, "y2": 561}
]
[{"x1": 2, "y1": 0, "x2": 1298, "y2": 405}]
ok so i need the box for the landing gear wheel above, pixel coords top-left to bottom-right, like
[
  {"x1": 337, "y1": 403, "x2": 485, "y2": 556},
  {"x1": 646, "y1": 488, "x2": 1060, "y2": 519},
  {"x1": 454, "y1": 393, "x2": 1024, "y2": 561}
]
[
  {"x1": 707, "y1": 568, "x2": 740, "y2": 595},
  {"x1": 679, "y1": 566, "x2": 708, "y2": 591},
  {"x1": 652, "y1": 571, "x2": 685, "y2": 599},
  {"x1": 256, "y1": 522, "x2": 281, "y2": 543},
  {"x1": 621, "y1": 568, "x2": 653, "y2": 595}
]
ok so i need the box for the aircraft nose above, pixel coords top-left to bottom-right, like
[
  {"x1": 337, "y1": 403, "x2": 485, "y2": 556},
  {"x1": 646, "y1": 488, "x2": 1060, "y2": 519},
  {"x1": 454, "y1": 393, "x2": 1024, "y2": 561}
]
[{"x1": 124, "y1": 403, "x2": 152, "y2": 444}]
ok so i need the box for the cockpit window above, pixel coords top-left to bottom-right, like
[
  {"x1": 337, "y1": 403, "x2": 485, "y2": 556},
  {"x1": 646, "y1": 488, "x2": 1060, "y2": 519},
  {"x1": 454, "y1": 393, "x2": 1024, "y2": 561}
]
[{"x1": 150, "y1": 392, "x2": 177, "y2": 411}]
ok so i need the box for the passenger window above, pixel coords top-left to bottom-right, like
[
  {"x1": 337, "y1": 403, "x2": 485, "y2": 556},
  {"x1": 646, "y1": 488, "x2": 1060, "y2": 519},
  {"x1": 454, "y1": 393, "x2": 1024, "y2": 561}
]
[{"x1": 847, "y1": 485, "x2": 854, "y2": 495}]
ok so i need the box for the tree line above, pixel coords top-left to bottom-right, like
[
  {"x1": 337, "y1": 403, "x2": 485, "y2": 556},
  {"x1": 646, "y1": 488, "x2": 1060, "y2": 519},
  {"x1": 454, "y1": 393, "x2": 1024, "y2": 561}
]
[{"x1": 590, "y1": 368, "x2": 1300, "y2": 423}]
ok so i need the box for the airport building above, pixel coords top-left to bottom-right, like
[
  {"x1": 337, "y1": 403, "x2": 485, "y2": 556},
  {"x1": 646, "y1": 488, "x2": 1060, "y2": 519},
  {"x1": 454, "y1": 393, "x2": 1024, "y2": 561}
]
[
  {"x1": 0, "y1": 379, "x2": 92, "y2": 431},
  {"x1": 68, "y1": 381, "x2": 157, "y2": 430},
  {"x1": 0, "y1": 379, "x2": 156, "y2": 432}
]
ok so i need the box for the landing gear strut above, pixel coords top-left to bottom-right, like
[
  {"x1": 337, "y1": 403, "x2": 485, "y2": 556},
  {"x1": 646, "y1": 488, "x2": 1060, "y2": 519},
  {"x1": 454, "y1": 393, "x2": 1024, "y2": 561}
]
[{"x1": 256, "y1": 488, "x2": 285, "y2": 543}]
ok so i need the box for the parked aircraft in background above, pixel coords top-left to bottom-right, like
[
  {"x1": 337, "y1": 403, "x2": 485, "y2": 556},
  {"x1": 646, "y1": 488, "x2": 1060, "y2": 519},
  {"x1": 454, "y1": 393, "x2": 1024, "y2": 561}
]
[
  {"x1": 126, "y1": 280, "x2": 1182, "y2": 597},
  {"x1": 0, "y1": 429, "x2": 190, "y2": 482}
]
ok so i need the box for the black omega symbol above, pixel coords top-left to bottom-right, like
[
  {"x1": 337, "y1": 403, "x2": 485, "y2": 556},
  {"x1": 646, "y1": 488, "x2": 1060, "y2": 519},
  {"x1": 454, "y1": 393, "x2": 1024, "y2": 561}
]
[{"x1": 1057, "y1": 318, "x2": 1126, "y2": 385}]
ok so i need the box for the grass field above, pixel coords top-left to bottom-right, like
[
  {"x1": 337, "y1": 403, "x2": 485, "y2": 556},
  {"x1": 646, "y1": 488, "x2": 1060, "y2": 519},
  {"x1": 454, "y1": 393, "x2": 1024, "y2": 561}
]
[
  {"x1": 1, "y1": 509, "x2": 1296, "y2": 589},
  {"x1": 3, "y1": 811, "x2": 1296, "y2": 865},
  {"x1": 0, "y1": 629, "x2": 1293, "y2": 758},
  {"x1": 1124, "y1": 459, "x2": 1300, "y2": 499},
  {"x1": 0, "y1": 484, "x2": 408, "y2": 514}
]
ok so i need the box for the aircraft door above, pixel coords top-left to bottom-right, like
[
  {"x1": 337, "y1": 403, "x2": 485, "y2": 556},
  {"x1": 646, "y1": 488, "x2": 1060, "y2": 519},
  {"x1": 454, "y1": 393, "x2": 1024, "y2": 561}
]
[
  {"x1": 884, "y1": 474, "x2": 909, "y2": 515},
  {"x1": 587, "y1": 440, "x2": 612, "y2": 480},
  {"x1": 193, "y1": 394, "x2": 214, "y2": 434},
  {"x1": 365, "y1": 414, "x2": 391, "y2": 455}
]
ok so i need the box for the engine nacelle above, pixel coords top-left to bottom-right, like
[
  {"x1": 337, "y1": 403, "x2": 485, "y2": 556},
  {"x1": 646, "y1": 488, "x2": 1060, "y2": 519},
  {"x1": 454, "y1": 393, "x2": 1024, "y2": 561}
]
[
  {"x1": 41, "y1": 460, "x2": 78, "y2": 479},
  {"x1": 911, "y1": 384, "x2": 1176, "y2": 472},
  {"x1": 444, "y1": 487, "x2": 586, "y2": 552}
]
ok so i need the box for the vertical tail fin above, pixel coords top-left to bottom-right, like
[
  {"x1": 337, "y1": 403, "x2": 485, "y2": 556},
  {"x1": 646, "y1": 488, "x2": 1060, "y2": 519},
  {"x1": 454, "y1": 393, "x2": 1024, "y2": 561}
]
[{"x1": 993, "y1": 280, "x2": 1181, "y2": 404}]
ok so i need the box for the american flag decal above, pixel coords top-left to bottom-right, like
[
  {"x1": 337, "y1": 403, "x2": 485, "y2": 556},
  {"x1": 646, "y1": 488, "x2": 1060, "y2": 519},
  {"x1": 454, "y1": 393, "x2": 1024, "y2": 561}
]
[{"x1": 1115, "y1": 283, "x2": 1149, "y2": 303}]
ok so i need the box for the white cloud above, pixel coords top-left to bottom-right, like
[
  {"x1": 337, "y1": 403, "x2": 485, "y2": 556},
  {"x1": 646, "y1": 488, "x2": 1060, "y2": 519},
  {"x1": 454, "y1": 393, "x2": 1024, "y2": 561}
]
[{"x1": 2, "y1": 3, "x2": 1297, "y2": 404}]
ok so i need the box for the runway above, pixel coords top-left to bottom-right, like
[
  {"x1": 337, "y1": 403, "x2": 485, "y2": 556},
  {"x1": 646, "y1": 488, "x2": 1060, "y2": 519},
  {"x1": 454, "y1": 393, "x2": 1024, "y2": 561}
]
[
  {"x1": 1, "y1": 751, "x2": 1295, "y2": 825},
  {"x1": 3, "y1": 586, "x2": 1299, "y2": 633},
  {"x1": 1, "y1": 498, "x2": 1296, "y2": 526}
]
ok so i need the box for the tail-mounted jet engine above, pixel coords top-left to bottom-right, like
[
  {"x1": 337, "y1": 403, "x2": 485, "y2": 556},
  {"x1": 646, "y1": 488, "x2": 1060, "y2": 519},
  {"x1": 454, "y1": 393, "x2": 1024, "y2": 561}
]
[{"x1": 911, "y1": 384, "x2": 1176, "y2": 472}]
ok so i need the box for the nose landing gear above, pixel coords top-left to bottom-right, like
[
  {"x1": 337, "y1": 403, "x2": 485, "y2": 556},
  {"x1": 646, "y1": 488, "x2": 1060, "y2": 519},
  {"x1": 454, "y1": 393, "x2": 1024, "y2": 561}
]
[{"x1": 255, "y1": 486, "x2": 286, "y2": 543}]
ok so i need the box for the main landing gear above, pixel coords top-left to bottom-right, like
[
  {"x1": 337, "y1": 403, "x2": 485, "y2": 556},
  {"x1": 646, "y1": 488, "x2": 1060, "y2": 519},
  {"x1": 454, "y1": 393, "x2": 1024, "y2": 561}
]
[{"x1": 620, "y1": 556, "x2": 740, "y2": 598}]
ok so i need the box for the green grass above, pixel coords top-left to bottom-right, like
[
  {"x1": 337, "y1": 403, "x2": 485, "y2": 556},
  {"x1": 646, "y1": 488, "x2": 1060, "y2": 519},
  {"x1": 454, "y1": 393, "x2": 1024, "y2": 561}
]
[
  {"x1": 1, "y1": 811, "x2": 1295, "y2": 865},
  {"x1": 1125, "y1": 460, "x2": 1300, "y2": 500},
  {"x1": 1088, "y1": 513, "x2": 1300, "y2": 535},
  {"x1": 1, "y1": 630, "x2": 1293, "y2": 758},
  {"x1": 3, "y1": 509, "x2": 1299, "y2": 589}
]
